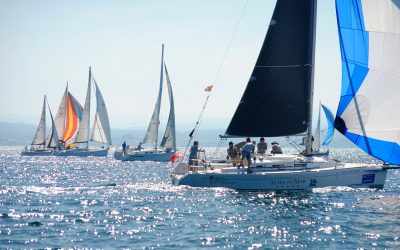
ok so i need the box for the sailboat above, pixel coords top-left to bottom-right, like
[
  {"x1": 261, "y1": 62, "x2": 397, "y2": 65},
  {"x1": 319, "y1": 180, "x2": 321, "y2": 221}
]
[
  {"x1": 114, "y1": 44, "x2": 177, "y2": 161},
  {"x1": 21, "y1": 95, "x2": 59, "y2": 156},
  {"x1": 53, "y1": 68, "x2": 112, "y2": 157},
  {"x1": 171, "y1": 0, "x2": 399, "y2": 190},
  {"x1": 311, "y1": 103, "x2": 335, "y2": 156}
]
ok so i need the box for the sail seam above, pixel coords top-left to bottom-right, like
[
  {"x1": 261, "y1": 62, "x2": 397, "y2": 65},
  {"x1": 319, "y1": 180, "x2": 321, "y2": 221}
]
[{"x1": 255, "y1": 64, "x2": 312, "y2": 68}]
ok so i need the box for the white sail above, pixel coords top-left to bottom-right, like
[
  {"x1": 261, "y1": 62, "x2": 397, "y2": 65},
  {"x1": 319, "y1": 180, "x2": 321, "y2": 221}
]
[
  {"x1": 31, "y1": 95, "x2": 47, "y2": 146},
  {"x1": 160, "y1": 63, "x2": 176, "y2": 151},
  {"x1": 312, "y1": 103, "x2": 321, "y2": 151},
  {"x1": 46, "y1": 103, "x2": 60, "y2": 148},
  {"x1": 54, "y1": 86, "x2": 68, "y2": 140},
  {"x1": 75, "y1": 67, "x2": 92, "y2": 147},
  {"x1": 143, "y1": 44, "x2": 164, "y2": 147},
  {"x1": 90, "y1": 80, "x2": 112, "y2": 145}
]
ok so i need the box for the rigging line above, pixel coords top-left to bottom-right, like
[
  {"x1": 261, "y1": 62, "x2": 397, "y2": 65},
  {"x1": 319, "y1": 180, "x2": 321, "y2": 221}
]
[
  {"x1": 194, "y1": 0, "x2": 249, "y2": 139},
  {"x1": 178, "y1": 0, "x2": 249, "y2": 164},
  {"x1": 285, "y1": 136, "x2": 303, "y2": 153},
  {"x1": 211, "y1": 138, "x2": 225, "y2": 161},
  {"x1": 212, "y1": 0, "x2": 249, "y2": 84}
]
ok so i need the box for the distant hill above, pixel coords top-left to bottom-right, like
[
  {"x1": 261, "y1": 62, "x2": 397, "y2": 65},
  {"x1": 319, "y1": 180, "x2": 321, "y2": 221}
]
[
  {"x1": 0, "y1": 122, "x2": 35, "y2": 146},
  {"x1": 0, "y1": 122, "x2": 225, "y2": 147},
  {"x1": 0, "y1": 122, "x2": 355, "y2": 148}
]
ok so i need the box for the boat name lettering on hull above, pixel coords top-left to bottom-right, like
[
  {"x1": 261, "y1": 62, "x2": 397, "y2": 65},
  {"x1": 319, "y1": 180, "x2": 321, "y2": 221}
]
[{"x1": 271, "y1": 179, "x2": 307, "y2": 185}]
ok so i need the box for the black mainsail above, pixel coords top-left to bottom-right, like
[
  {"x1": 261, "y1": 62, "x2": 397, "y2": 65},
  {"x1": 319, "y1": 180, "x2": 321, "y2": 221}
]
[{"x1": 225, "y1": 0, "x2": 316, "y2": 137}]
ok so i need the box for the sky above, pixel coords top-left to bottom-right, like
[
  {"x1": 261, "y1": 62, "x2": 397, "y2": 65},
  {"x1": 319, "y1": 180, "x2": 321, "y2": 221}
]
[{"x1": 0, "y1": 0, "x2": 341, "y2": 131}]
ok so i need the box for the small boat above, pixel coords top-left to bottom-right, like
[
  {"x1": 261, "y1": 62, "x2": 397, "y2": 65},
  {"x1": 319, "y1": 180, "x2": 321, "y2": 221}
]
[
  {"x1": 172, "y1": 0, "x2": 400, "y2": 190},
  {"x1": 53, "y1": 69, "x2": 112, "y2": 157},
  {"x1": 310, "y1": 103, "x2": 335, "y2": 156},
  {"x1": 21, "y1": 95, "x2": 59, "y2": 156},
  {"x1": 114, "y1": 44, "x2": 177, "y2": 161}
]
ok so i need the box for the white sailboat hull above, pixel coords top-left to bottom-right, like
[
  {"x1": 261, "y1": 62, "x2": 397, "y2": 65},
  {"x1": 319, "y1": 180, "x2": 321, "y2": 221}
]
[
  {"x1": 114, "y1": 149, "x2": 175, "y2": 162},
  {"x1": 172, "y1": 157, "x2": 388, "y2": 190},
  {"x1": 53, "y1": 148, "x2": 108, "y2": 157}
]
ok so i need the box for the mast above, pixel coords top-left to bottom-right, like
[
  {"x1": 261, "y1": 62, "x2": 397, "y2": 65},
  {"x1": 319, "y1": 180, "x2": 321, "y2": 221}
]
[
  {"x1": 313, "y1": 101, "x2": 321, "y2": 151},
  {"x1": 156, "y1": 44, "x2": 164, "y2": 148},
  {"x1": 75, "y1": 67, "x2": 92, "y2": 148},
  {"x1": 64, "y1": 81, "x2": 68, "y2": 141},
  {"x1": 306, "y1": 0, "x2": 317, "y2": 156},
  {"x1": 86, "y1": 67, "x2": 92, "y2": 147},
  {"x1": 43, "y1": 95, "x2": 46, "y2": 148}
]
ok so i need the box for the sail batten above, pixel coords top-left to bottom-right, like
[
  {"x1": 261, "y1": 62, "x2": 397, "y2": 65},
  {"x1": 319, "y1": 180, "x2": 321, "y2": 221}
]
[
  {"x1": 143, "y1": 44, "x2": 164, "y2": 147},
  {"x1": 160, "y1": 63, "x2": 176, "y2": 151},
  {"x1": 335, "y1": 0, "x2": 400, "y2": 164},
  {"x1": 225, "y1": 0, "x2": 316, "y2": 137}
]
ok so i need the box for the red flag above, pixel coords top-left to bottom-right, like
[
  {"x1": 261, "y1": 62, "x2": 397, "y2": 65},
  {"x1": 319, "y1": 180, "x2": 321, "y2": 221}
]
[
  {"x1": 204, "y1": 85, "x2": 213, "y2": 92},
  {"x1": 170, "y1": 153, "x2": 184, "y2": 163}
]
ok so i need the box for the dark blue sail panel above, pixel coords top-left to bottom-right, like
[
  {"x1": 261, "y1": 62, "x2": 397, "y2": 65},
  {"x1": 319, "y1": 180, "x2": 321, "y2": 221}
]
[
  {"x1": 335, "y1": 0, "x2": 400, "y2": 165},
  {"x1": 225, "y1": 0, "x2": 316, "y2": 137}
]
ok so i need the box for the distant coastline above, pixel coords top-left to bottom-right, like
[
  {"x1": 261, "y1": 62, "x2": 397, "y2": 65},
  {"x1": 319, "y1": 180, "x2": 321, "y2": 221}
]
[{"x1": 0, "y1": 121, "x2": 355, "y2": 148}]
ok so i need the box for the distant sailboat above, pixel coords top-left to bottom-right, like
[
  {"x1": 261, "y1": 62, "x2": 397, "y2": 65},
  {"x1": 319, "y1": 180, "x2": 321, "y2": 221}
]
[
  {"x1": 53, "y1": 69, "x2": 112, "y2": 157},
  {"x1": 172, "y1": 0, "x2": 397, "y2": 190},
  {"x1": 311, "y1": 103, "x2": 335, "y2": 156},
  {"x1": 21, "y1": 95, "x2": 59, "y2": 156},
  {"x1": 114, "y1": 44, "x2": 176, "y2": 161}
]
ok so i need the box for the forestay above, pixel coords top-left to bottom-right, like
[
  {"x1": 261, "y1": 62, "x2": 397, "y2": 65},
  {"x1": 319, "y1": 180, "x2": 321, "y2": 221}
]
[{"x1": 335, "y1": 0, "x2": 400, "y2": 164}]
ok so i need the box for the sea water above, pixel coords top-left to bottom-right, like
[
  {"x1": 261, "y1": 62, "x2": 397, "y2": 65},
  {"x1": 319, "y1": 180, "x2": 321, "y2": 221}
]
[{"x1": 0, "y1": 146, "x2": 399, "y2": 249}]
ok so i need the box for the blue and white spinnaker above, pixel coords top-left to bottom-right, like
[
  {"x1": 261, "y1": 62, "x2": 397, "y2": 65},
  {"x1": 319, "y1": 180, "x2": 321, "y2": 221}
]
[{"x1": 335, "y1": 0, "x2": 400, "y2": 164}]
